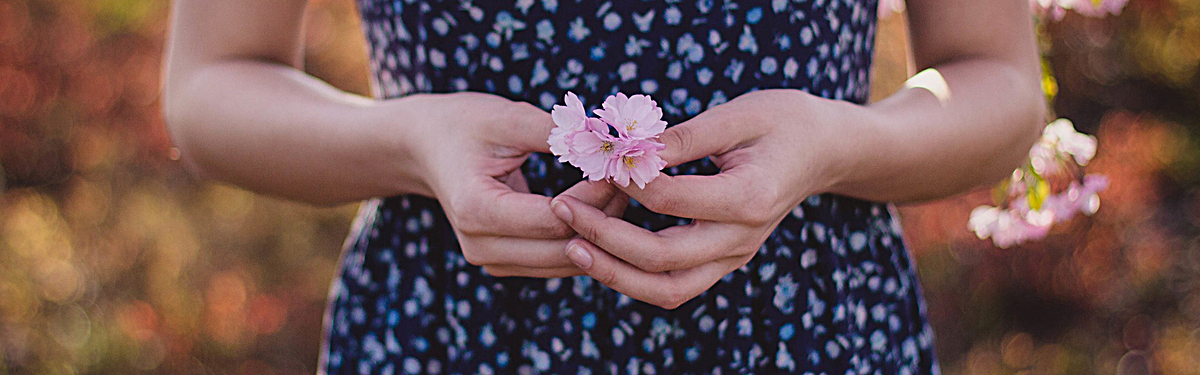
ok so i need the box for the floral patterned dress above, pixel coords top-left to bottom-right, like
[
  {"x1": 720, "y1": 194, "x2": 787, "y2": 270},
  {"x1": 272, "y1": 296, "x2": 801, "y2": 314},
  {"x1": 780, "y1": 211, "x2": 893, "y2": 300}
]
[{"x1": 322, "y1": 0, "x2": 940, "y2": 374}]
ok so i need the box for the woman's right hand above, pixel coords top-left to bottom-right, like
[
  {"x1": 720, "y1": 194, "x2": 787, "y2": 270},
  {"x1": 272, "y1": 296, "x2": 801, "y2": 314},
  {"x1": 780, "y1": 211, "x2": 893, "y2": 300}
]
[{"x1": 392, "y1": 92, "x2": 628, "y2": 278}]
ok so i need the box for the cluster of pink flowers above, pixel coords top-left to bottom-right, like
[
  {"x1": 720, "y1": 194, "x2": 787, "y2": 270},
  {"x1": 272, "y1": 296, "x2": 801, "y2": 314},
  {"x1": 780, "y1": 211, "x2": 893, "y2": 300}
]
[
  {"x1": 969, "y1": 119, "x2": 1109, "y2": 248},
  {"x1": 1032, "y1": 0, "x2": 1128, "y2": 20},
  {"x1": 970, "y1": 174, "x2": 1109, "y2": 248},
  {"x1": 548, "y1": 92, "x2": 668, "y2": 189}
]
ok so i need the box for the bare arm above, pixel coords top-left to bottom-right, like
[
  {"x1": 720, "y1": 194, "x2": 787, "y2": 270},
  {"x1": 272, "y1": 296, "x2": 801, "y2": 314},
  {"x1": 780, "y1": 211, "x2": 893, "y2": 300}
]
[
  {"x1": 826, "y1": 0, "x2": 1045, "y2": 202},
  {"x1": 164, "y1": 0, "x2": 625, "y2": 277},
  {"x1": 163, "y1": 0, "x2": 418, "y2": 205}
]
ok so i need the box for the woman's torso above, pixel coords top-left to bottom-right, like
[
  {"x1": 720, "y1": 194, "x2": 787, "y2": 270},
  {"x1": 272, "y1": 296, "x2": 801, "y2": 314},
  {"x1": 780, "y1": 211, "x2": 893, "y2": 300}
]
[{"x1": 322, "y1": 1, "x2": 938, "y2": 373}]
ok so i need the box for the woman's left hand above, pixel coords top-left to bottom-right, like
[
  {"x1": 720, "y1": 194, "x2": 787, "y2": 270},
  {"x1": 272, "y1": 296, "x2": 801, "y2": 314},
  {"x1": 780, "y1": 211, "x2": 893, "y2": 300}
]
[{"x1": 550, "y1": 89, "x2": 867, "y2": 309}]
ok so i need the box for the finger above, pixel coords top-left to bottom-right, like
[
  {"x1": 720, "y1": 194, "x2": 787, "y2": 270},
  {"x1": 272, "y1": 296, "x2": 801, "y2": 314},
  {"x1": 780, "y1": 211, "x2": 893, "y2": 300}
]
[
  {"x1": 552, "y1": 195, "x2": 760, "y2": 272},
  {"x1": 501, "y1": 168, "x2": 530, "y2": 194},
  {"x1": 565, "y1": 239, "x2": 742, "y2": 310},
  {"x1": 559, "y1": 179, "x2": 630, "y2": 218},
  {"x1": 550, "y1": 194, "x2": 665, "y2": 259},
  {"x1": 497, "y1": 101, "x2": 556, "y2": 154},
  {"x1": 458, "y1": 235, "x2": 577, "y2": 268},
  {"x1": 618, "y1": 167, "x2": 774, "y2": 224},
  {"x1": 482, "y1": 265, "x2": 584, "y2": 278},
  {"x1": 559, "y1": 179, "x2": 621, "y2": 210},
  {"x1": 601, "y1": 191, "x2": 630, "y2": 218},
  {"x1": 657, "y1": 114, "x2": 756, "y2": 167},
  {"x1": 453, "y1": 177, "x2": 574, "y2": 239}
]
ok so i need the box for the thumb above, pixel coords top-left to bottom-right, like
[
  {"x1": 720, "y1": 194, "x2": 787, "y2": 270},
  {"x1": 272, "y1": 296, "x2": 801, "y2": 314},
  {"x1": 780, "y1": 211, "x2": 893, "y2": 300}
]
[{"x1": 499, "y1": 101, "x2": 556, "y2": 154}]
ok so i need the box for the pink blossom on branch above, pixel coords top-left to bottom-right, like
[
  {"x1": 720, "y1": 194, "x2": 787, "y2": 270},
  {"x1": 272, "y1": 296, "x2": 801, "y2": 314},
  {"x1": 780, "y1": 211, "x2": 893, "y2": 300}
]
[{"x1": 970, "y1": 174, "x2": 1109, "y2": 248}]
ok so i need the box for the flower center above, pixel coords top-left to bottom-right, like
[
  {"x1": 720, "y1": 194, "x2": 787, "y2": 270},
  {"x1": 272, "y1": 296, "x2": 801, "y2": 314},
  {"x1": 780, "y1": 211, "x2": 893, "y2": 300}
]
[
  {"x1": 623, "y1": 156, "x2": 636, "y2": 169},
  {"x1": 624, "y1": 119, "x2": 638, "y2": 132},
  {"x1": 600, "y1": 141, "x2": 614, "y2": 153}
]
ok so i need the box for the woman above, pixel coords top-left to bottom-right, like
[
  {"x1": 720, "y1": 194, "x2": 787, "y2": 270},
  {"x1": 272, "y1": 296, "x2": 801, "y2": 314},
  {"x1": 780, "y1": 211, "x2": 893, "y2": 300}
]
[{"x1": 164, "y1": 0, "x2": 1044, "y2": 373}]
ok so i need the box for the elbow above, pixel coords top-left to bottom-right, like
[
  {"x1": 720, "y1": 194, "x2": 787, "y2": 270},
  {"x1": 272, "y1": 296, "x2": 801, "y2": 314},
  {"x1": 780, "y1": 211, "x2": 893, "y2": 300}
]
[
  {"x1": 1014, "y1": 74, "x2": 1049, "y2": 167},
  {"x1": 990, "y1": 71, "x2": 1048, "y2": 185},
  {"x1": 960, "y1": 63, "x2": 1048, "y2": 190},
  {"x1": 162, "y1": 81, "x2": 218, "y2": 182}
]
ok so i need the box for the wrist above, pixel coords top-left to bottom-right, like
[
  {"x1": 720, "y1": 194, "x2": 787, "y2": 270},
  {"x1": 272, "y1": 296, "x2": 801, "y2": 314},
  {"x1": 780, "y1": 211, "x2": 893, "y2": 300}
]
[
  {"x1": 362, "y1": 97, "x2": 434, "y2": 197},
  {"x1": 803, "y1": 97, "x2": 886, "y2": 200}
]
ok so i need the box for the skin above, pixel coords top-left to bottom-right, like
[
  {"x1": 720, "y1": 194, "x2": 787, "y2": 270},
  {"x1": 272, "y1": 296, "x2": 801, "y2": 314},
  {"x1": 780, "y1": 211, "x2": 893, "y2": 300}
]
[{"x1": 164, "y1": 0, "x2": 1044, "y2": 308}]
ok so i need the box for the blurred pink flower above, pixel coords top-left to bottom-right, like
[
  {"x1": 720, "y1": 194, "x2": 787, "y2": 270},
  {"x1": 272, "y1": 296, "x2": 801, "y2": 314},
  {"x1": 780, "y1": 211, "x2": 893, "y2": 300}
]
[
  {"x1": 1043, "y1": 118, "x2": 1098, "y2": 166},
  {"x1": 609, "y1": 138, "x2": 667, "y2": 189},
  {"x1": 1032, "y1": 0, "x2": 1127, "y2": 20},
  {"x1": 594, "y1": 93, "x2": 667, "y2": 140},
  {"x1": 971, "y1": 174, "x2": 1108, "y2": 247},
  {"x1": 1029, "y1": 142, "x2": 1060, "y2": 175},
  {"x1": 1070, "y1": 174, "x2": 1109, "y2": 215},
  {"x1": 1071, "y1": 0, "x2": 1128, "y2": 17},
  {"x1": 970, "y1": 205, "x2": 1052, "y2": 248}
]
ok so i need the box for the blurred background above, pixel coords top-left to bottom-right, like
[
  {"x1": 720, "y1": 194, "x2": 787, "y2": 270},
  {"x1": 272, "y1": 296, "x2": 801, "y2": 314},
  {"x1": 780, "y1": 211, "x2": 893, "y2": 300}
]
[{"x1": 0, "y1": 0, "x2": 1198, "y2": 374}]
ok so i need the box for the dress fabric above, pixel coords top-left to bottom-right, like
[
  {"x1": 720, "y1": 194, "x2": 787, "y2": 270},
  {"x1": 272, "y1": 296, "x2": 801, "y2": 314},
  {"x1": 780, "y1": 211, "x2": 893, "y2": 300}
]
[{"x1": 323, "y1": 0, "x2": 940, "y2": 374}]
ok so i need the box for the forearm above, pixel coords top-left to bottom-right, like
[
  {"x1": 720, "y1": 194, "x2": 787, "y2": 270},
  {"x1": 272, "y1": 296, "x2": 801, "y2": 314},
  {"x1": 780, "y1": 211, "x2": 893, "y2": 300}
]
[
  {"x1": 820, "y1": 58, "x2": 1045, "y2": 203},
  {"x1": 164, "y1": 60, "x2": 423, "y2": 205}
]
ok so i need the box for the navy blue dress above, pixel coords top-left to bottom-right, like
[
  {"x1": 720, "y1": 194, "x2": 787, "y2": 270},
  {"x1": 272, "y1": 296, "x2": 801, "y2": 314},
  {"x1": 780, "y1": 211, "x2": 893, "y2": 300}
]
[{"x1": 322, "y1": 1, "x2": 940, "y2": 374}]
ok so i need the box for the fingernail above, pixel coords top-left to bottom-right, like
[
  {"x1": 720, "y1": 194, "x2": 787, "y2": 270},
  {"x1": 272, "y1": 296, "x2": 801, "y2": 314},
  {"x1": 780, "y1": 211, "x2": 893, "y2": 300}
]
[
  {"x1": 566, "y1": 244, "x2": 593, "y2": 269},
  {"x1": 551, "y1": 200, "x2": 573, "y2": 223}
]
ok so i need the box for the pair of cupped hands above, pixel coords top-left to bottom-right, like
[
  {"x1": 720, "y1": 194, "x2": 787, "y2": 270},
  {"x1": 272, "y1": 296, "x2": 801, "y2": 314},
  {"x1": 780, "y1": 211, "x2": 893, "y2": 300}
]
[{"x1": 401, "y1": 89, "x2": 848, "y2": 309}]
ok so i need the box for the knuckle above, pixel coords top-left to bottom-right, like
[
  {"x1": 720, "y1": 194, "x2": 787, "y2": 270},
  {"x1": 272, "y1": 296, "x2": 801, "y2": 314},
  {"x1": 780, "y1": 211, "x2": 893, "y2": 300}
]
[
  {"x1": 459, "y1": 242, "x2": 494, "y2": 266},
  {"x1": 666, "y1": 126, "x2": 696, "y2": 159},
  {"x1": 462, "y1": 250, "x2": 490, "y2": 267},
  {"x1": 733, "y1": 244, "x2": 759, "y2": 258},
  {"x1": 658, "y1": 288, "x2": 690, "y2": 310},
  {"x1": 455, "y1": 217, "x2": 484, "y2": 236},
  {"x1": 482, "y1": 266, "x2": 511, "y2": 277},
  {"x1": 447, "y1": 200, "x2": 484, "y2": 235},
  {"x1": 735, "y1": 187, "x2": 777, "y2": 225},
  {"x1": 580, "y1": 222, "x2": 603, "y2": 243},
  {"x1": 593, "y1": 265, "x2": 618, "y2": 287}
]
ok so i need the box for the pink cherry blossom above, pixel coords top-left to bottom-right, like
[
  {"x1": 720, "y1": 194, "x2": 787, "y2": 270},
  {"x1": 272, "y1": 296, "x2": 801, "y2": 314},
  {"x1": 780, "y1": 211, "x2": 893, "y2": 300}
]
[
  {"x1": 548, "y1": 91, "x2": 669, "y2": 186},
  {"x1": 549, "y1": 92, "x2": 589, "y2": 163},
  {"x1": 594, "y1": 93, "x2": 667, "y2": 140},
  {"x1": 608, "y1": 138, "x2": 667, "y2": 189},
  {"x1": 568, "y1": 119, "x2": 620, "y2": 181}
]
